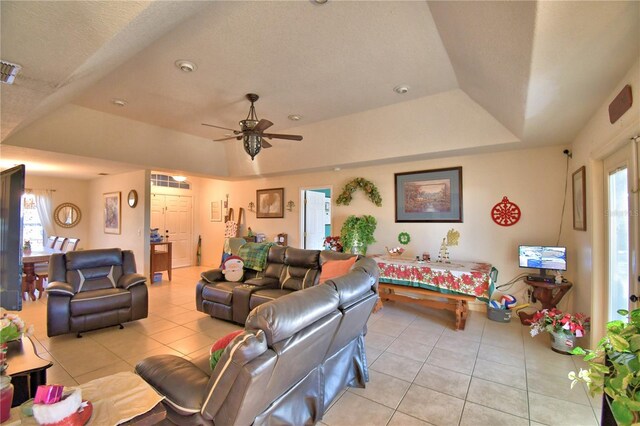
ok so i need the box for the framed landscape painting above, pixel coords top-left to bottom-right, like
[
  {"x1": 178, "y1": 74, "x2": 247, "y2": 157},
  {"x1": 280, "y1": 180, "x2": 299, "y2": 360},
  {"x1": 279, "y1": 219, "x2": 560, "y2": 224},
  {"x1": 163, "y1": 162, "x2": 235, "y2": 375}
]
[
  {"x1": 257, "y1": 188, "x2": 284, "y2": 218},
  {"x1": 103, "y1": 192, "x2": 121, "y2": 234},
  {"x1": 395, "y1": 167, "x2": 463, "y2": 222}
]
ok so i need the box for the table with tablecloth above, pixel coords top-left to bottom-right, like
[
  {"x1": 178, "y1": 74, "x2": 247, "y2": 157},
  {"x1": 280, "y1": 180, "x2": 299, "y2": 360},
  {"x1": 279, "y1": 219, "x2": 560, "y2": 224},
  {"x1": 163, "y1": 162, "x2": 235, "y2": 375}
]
[{"x1": 371, "y1": 255, "x2": 496, "y2": 329}]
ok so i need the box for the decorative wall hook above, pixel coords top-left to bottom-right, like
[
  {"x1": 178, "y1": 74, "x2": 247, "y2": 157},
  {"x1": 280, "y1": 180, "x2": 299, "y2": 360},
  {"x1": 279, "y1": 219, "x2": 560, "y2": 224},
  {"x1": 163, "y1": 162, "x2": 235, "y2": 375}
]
[
  {"x1": 248, "y1": 201, "x2": 255, "y2": 212},
  {"x1": 286, "y1": 200, "x2": 295, "y2": 212}
]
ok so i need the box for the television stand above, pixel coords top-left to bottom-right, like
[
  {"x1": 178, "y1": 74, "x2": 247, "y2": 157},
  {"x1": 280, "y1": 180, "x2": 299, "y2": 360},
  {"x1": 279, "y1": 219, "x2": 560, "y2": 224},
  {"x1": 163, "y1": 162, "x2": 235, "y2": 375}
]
[{"x1": 518, "y1": 279, "x2": 573, "y2": 325}]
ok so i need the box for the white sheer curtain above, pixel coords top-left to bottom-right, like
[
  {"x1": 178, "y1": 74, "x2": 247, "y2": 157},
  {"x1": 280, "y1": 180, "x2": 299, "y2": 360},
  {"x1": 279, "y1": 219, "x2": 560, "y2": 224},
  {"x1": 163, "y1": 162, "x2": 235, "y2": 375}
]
[{"x1": 33, "y1": 189, "x2": 56, "y2": 239}]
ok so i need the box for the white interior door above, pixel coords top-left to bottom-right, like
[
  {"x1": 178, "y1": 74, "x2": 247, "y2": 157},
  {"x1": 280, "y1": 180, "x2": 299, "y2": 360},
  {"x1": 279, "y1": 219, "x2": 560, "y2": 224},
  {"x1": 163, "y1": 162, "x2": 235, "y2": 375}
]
[
  {"x1": 605, "y1": 144, "x2": 636, "y2": 321},
  {"x1": 304, "y1": 190, "x2": 326, "y2": 250},
  {"x1": 150, "y1": 193, "x2": 193, "y2": 268}
]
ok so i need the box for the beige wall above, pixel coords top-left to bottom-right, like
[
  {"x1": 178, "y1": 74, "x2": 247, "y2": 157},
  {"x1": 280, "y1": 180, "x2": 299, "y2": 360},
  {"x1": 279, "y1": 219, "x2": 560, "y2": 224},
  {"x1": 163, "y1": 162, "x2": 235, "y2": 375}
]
[
  {"x1": 88, "y1": 170, "x2": 149, "y2": 275},
  {"x1": 24, "y1": 175, "x2": 90, "y2": 249},
  {"x1": 196, "y1": 145, "x2": 568, "y2": 307},
  {"x1": 568, "y1": 59, "x2": 640, "y2": 345}
]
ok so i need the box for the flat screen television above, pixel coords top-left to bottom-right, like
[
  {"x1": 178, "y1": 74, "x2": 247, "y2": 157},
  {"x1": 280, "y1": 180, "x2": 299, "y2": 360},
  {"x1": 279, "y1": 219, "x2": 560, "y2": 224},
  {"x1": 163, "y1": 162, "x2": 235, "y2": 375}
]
[
  {"x1": 1, "y1": 164, "x2": 25, "y2": 311},
  {"x1": 518, "y1": 245, "x2": 567, "y2": 277}
]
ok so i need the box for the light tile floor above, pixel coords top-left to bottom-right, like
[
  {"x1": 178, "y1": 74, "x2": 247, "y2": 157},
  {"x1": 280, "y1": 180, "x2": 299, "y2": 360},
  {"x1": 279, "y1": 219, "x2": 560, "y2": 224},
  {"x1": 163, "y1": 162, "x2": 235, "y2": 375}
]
[{"x1": 15, "y1": 266, "x2": 601, "y2": 425}]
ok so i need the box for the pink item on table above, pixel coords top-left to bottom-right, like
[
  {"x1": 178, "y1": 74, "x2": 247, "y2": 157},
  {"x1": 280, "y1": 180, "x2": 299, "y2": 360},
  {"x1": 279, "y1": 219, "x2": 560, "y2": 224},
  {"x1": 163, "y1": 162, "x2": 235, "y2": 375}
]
[{"x1": 34, "y1": 384, "x2": 64, "y2": 404}]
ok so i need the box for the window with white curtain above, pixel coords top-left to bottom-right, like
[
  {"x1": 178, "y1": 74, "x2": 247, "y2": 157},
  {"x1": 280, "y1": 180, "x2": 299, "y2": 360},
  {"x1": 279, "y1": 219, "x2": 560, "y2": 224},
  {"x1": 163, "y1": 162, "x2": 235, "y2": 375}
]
[{"x1": 22, "y1": 194, "x2": 44, "y2": 251}]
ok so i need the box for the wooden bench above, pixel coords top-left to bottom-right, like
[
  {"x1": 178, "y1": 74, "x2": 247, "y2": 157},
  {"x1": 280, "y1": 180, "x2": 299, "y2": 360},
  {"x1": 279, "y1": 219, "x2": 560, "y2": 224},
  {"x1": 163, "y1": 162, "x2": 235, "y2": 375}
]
[{"x1": 376, "y1": 282, "x2": 476, "y2": 330}]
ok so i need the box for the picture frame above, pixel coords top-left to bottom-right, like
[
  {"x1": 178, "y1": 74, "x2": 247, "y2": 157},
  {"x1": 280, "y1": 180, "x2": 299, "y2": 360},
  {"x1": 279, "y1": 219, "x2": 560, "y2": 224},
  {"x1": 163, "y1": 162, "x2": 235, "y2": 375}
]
[
  {"x1": 395, "y1": 167, "x2": 463, "y2": 223},
  {"x1": 210, "y1": 200, "x2": 222, "y2": 222},
  {"x1": 257, "y1": 188, "x2": 284, "y2": 219},
  {"x1": 103, "y1": 191, "x2": 121, "y2": 234},
  {"x1": 572, "y1": 166, "x2": 586, "y2": 231}
]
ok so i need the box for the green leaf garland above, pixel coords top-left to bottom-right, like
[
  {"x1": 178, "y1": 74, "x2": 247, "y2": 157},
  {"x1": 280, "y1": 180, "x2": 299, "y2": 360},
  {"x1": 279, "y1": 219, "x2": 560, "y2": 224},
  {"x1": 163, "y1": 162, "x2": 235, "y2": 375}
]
[{"x1": 336, "y1": 178, "x2": 382, "y2": 207}]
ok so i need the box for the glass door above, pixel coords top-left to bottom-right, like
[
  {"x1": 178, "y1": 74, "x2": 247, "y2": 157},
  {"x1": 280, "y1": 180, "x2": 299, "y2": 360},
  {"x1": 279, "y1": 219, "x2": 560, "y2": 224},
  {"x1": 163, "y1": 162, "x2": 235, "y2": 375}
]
[{"x1": 605, "y1": 144, "x2": 636, "y2": 321}]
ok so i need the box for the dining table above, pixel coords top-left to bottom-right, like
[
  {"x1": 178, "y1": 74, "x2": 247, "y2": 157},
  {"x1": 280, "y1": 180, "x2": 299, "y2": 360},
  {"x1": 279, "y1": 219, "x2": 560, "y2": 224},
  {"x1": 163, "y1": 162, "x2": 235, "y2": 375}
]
[{"x1": 22, "y1": 248, "x2": 62, "y2": 301}]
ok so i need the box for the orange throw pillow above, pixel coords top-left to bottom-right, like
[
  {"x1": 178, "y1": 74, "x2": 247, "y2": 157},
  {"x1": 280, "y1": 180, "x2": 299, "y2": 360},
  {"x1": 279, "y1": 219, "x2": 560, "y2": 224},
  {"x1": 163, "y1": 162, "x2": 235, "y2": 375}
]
[{"x1": 319, "y1": 256, "x2": 357, "y2": 283}]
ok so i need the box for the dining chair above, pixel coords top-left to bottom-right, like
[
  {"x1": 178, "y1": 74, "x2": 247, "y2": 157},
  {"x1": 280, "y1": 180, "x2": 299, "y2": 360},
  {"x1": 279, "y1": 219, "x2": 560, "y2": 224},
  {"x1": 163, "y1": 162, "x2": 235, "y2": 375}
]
[
  {"x1": 63, "y1": 238, "x2": 80, "y2": 252},
  {"x1": 46, "y1": 236, "x2": 57, "y2": 249},
  {"x1": 53, "y1": 237, "x2": 67, "y2": 251}
]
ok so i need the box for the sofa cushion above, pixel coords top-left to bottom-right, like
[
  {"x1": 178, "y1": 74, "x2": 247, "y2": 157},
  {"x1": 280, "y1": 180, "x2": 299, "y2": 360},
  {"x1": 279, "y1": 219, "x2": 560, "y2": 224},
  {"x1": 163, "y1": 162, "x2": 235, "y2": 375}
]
[
  {"x1": 210, "y1": 330, "x2": 244, "y2": 370},
  {"x1": 202, "y1": 282, "x2": 238, "y2": 305},
  {"x1": 246, "y1": 284, "x2": 339, "y2": 345},
  {"x1": 326, "y1": 269, "x2": 375, "y2": 307},
  {"x1": 136, "y1": 355, "x2": 210, "y2": 415},
  {"x1": 319, "y1": 256, "x2": 357, "y2": 284},
  {"x1": 250, "y1": 289, "x2": 293, "y2": 310},
  {"x1": 70, "y1": 288, "x2": 130, "y2": 316},
  {"x1": 285, "y1": 247, "x2": 320, "y2": 269}
]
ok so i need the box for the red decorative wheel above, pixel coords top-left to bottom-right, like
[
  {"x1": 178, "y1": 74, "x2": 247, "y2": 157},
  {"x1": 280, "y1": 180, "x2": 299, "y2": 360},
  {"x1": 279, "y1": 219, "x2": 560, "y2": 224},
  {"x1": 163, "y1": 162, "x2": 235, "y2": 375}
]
[{"x1": 491, "y1": 196, "x2": 521, "y2": 226}]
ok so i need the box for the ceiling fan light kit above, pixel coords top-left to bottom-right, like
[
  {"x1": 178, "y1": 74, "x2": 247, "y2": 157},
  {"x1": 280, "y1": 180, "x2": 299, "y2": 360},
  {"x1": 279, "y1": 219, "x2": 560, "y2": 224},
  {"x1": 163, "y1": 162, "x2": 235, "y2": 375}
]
[
  {"x1": 175, "y1": 60, "x2": 197, "y2": 73},
  {"x1": 203, "y1": 93, "x2": 303, "y2": 160}
]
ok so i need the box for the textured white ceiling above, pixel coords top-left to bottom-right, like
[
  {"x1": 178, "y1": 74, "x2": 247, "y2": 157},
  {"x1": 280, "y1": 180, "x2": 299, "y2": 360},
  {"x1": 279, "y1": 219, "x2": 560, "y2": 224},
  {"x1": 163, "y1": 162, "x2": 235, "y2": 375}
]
[{"x1": 1, "y1": 1, "x2": 638, "y2": 179}]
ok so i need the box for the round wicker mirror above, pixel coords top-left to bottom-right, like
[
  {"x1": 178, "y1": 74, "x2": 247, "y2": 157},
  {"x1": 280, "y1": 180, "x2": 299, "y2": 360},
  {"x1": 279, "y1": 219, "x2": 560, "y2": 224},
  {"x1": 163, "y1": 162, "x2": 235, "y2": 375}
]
[{"x1": 54, "y1": 203, "x2": 81, "y2": 228}]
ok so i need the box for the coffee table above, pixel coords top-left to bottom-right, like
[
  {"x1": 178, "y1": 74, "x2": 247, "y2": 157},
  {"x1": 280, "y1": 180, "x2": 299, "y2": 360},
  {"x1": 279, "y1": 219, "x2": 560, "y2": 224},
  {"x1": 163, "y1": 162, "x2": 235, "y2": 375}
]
[{"x1": 6, "y1": 336, "x2": 52, "y2": 407}]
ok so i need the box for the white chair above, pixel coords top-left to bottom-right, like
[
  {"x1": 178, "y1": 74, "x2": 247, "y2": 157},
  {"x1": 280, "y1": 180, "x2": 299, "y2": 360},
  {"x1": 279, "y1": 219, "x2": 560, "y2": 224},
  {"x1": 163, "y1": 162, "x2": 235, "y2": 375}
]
[
  {"x1": 46, "y1": 236, "x2": 57, "y2": 249},
  {"x1": 63, "y1": 238, "x2": 80, "y2": 252},
  {"x1": 53, "y1": 237, "x2": 67, "y2": 251}
]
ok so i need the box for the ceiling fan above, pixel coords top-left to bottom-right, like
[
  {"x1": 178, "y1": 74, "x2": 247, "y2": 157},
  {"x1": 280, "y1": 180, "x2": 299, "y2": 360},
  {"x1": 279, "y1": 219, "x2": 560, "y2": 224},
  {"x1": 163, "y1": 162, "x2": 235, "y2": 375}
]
[{"x1": 202, "y1": 93, "x2": 303, "y2": 160}]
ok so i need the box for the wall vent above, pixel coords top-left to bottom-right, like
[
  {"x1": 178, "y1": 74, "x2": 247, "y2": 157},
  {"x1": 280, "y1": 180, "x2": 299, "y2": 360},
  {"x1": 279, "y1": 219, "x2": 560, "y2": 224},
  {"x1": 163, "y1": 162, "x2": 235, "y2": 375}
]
[{"x1": 1, "y1": 60, "x2": 22, "y2": 84}]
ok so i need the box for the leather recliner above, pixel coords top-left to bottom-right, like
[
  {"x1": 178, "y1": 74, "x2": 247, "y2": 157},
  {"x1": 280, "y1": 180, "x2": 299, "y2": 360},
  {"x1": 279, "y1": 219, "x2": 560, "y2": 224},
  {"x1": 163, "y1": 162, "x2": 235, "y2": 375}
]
[
  {"x1": 136, "y1": 256, "x2": 379, "y2": 425},
  {"x1": 46, "y1": 248, "x2": 148, "y2": 337},
  {"x1": 196, "y1": 245, "x2": 358, "y2": 325}
]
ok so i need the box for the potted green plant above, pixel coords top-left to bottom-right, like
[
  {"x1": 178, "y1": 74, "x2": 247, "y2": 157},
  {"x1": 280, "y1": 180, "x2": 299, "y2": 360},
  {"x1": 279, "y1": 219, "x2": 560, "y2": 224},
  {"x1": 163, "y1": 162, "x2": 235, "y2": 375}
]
[
  {"x1": 569, "y1": 308, "x2": 640, "y2": 426},
  {"x1": 340, "y1": 215, "x2": 377, "y2": 255}
]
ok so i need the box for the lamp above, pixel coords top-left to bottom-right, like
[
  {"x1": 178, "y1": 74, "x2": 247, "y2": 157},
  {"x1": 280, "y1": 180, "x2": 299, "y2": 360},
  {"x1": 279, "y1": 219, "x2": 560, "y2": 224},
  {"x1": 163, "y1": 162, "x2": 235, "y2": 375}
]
[
  {"x1": 287, "y1": 200, "x2": 295, "y2": 211},
  {"x1": 243, "y1": 134, "x2": 262, "y2": 160}
]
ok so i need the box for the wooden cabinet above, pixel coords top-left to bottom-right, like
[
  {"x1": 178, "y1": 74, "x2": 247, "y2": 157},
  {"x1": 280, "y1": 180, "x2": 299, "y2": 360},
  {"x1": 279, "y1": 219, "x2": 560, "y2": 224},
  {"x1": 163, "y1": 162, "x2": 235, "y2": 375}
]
[{"x1": 150, "y1": 242, "x2": 172, "y2": 282}]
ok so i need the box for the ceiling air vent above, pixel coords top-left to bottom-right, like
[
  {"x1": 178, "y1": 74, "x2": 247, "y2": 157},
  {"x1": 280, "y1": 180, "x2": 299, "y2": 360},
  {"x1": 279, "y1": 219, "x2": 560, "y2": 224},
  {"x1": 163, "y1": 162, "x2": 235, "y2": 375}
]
[{"x1": 1, "y1": 60, "x2": 22, "y2": 85}]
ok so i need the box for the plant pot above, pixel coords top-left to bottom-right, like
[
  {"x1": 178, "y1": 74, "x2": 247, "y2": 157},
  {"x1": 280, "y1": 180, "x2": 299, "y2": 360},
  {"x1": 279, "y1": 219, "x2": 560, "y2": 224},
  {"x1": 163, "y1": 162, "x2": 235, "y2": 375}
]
[
  {"x1": 549, "y1": 331, "x2": 576, "y2": 354},
  {"x1": 0, "y1": 342, "x2": 7, "y2": 373},
  {"x1": 350, "y1": 240, "x2": 367, "y2": 255}
]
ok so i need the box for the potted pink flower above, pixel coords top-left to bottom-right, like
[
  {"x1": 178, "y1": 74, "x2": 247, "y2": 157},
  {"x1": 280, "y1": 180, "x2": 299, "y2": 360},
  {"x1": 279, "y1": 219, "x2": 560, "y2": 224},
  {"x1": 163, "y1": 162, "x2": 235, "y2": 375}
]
[{"x1": 529, "y1": 308, "x2": 589, "y2": 354}]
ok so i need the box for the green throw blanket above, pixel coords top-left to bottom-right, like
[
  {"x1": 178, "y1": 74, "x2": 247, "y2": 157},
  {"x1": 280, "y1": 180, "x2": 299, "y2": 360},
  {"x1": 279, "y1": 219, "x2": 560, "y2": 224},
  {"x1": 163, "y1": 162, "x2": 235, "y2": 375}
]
[{"x1": 238, "y1": 242, "x2": 275, "y2": 272}]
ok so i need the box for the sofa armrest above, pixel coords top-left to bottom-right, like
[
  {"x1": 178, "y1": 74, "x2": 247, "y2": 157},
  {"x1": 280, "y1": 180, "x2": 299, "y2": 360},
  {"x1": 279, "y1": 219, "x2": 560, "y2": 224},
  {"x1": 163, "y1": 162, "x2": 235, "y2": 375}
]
[
  {"x1": 201, "y1": 269, "x2": 224, "y2": 284},
  {"x1": 243, "y1": 277, "x2": 280, "y2": 287},
  {"x1": 118, "y1": 273, "x2": 147, "y2": 290},
  {"x1": 45, "y1": 282, "x2": 74, "y2": 297}
]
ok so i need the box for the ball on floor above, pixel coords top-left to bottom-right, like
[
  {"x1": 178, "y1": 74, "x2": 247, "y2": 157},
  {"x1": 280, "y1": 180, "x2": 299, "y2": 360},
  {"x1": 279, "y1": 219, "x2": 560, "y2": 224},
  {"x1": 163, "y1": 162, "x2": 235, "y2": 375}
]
[
  {"x1": 501, "y1": 294, "x2": 517, "y2": 309},
  {"x1": 489, "y1": 300, "x2": 504, "y2": 310}
]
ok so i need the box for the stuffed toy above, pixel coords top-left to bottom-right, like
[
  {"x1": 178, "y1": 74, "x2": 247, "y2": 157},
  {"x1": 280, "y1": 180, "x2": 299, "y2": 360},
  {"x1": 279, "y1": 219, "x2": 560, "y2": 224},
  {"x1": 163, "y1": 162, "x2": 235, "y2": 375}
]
[{"x1": 222, "y1": 255, "x2": 244, "y2": 282}]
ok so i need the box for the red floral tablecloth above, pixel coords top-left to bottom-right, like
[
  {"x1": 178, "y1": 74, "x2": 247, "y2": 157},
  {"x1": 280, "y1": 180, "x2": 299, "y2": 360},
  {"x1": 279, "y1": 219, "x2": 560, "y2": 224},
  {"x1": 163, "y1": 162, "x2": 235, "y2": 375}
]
[{"x1": 372, "y1": 255, "x2": 494, "y2": 300}]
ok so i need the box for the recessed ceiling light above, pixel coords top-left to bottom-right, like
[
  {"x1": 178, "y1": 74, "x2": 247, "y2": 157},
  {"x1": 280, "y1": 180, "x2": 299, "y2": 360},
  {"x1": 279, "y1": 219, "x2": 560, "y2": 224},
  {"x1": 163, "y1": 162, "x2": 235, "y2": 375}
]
[
  {"x1": 393, "y1": 85, "x2": 410, "y2": 94},
  {"x1": 312, "y1": 0, "x2": 328, "y2": 4},
  {"x1": 175, "y1": 60, "x2": 197, "y2": 73},
  {"x1": 288, "y1": 114, "x2": 302, "y2": 121},
  {"x1": 111, "y1": 98, "x2": 127, "y2": 107},
  {"x1": 333, "y1": 167, "x2": 341, "y2": 171}
]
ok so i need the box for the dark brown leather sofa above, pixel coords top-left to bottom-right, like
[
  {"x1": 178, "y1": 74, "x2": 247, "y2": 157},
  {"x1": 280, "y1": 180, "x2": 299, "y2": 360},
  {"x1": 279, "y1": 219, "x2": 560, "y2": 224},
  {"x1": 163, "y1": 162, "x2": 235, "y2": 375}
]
[
  {"x1": 136, "y1": 256, "x2": 379, "y2": 425},
  {"x1": 196, "y1": 245, "x2": 357, "y2": 324},
  {"x1": 46, "y1": 248, "x2": 148, "y2": 337}
]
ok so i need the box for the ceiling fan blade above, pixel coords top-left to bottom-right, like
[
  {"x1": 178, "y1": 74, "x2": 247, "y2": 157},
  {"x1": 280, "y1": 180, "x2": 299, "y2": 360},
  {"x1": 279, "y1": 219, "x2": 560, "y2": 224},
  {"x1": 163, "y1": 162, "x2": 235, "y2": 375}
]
[
  {"x1": 202, "y1": 123, "x2": 240, "y2": 133},
  {"x1": 261, "y1": 140, "x2": 273, "y2": 148},
  {"x1": 262, "y1": 133, "x2": 303, "y2": 141},
  {"x1": 253, "y1": 119, "x2": 273, "y2": 133},
  {"x1": 213, "y1": 135, "x2": 242, "y2": 142}
]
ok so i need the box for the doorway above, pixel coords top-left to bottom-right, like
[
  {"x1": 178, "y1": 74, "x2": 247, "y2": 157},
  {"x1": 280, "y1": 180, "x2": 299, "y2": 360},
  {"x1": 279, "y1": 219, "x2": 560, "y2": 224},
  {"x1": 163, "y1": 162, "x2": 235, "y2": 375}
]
[
  {"x1": 604, "y1": 142, "x2": 639, "y2": 321},
  {"x1": 300, "y1": 187, "x2": 332, "y2": 250},
  {"x1": 150, "y1": 193, "x2": 193, "y2": 268}
]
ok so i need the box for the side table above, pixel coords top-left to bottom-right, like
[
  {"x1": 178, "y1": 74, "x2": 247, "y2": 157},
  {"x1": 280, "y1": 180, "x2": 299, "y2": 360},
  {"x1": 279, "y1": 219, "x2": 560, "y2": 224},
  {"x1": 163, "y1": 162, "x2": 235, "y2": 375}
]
[
  {"x1": 6, "y1": 336, "x2": 53, "y2": 407},
  {"x1": 518, "y1": 279, "x2": 573, "y2": 324},
  {"x1": 150, "y1": 242, "x2": 172, "y2": 282}
]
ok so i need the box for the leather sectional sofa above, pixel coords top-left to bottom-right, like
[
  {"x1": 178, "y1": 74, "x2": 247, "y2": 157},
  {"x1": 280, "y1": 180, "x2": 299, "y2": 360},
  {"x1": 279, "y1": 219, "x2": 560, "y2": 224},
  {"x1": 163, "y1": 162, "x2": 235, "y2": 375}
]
[
  {"x1": 136, "y1": 255, "x2": 379, "y2": 425},
  {"x1": 46, "y1": 248, "x2": 148, "y2": 337},
  {"x1": 196, "y1": 245, "x2": 357, "y2": 324}
]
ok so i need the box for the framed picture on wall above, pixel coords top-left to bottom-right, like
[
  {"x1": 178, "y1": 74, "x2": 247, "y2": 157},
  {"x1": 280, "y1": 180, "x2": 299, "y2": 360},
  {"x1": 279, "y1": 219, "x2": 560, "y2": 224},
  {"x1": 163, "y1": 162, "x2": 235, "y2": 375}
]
[
  {"x1": 572, "y1": 166, "x2": 586, "y2": 231},
  {"x1": 395, "y1": 167, "x2": 463, "y2": 222},
  {"x1": 257, "y1": 188, "x2": 284, "y2": 218},
  {"x1": 103, "y1": 191, "x2": 121, "y2": 234},
  {"x1": 210, "y1": 200, "x2": 222, "y2": 222}
]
